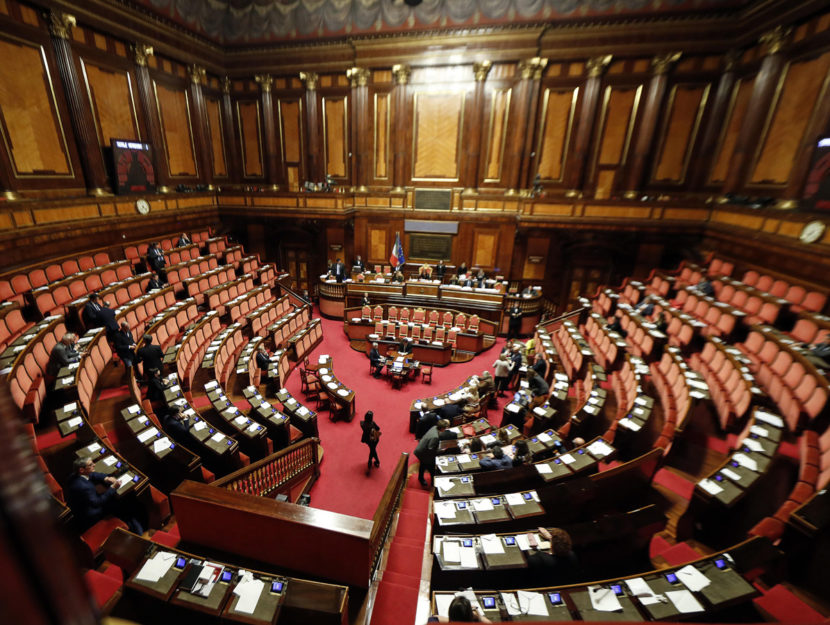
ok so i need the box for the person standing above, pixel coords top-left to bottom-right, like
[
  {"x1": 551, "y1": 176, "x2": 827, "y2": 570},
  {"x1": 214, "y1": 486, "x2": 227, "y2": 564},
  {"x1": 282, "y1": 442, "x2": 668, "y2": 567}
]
[
  {"x1": 360, "y1": 411, "x2": 381, "y2": 475},
  {"x1": 113, "y1": 322, "x2": 137, "y2": 368},
  {"x1": 507, "y1": 303, "x2": 523, "y2": 340},
  {"x1": 493, "y1": 353, "x2": 511, "y2": 397},
  {"x1": 434, "y1": 260, "x2": 447, "y2": 282},
  {"x1": 332, "y1": 258, "x2": 346, "y2": 283},
  {"x1": 414, "y1": 420, "x2": 447, "y2": 487}
]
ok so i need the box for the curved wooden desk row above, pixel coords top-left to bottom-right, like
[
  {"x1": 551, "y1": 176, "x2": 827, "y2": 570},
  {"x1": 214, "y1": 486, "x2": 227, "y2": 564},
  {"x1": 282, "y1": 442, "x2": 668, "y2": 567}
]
[
  {"x1": 73, "y1": 436, "x2": 150, "y2": 500},
  {"x1": 103, "y1": 528, "x2": 348, "y2": 625},
  {"x1": 271, "y1": 387, "x2": 319, "y2": 439},
  {"x1": 202, "y1": 323, "x2": 245, "y2": 383},
  {"x1": 247, "y1": 294, "x2": 292, "y2": 337},
  {"x1": 269, "y1": 307, "x2": 311, "y2": 350},
  {"x1": 430, "y1": 536, "x2": 774, "y2": 623},
  {"x1": 409, "y1": 375, "x2": 488, "y2": 431},
  {"x1": 286, "y1": 318, "x2": 323, "y2": 363},
  {"x1": 433, "y1": 437, "x2": 616, "y2": 497},
  {"x1": 204, "y1": 379, "x2": 275, "y2": 461},
  {"x1": 235, "y1": 335, "x2": 264, "y2": 395},
  {"x1": 145, "y1": 299, "x2": 201, "y2": 352},
  {"x1": 431, "y1": 504, "x2": 667, "y2": 588},
  {"x1": 308, "y1": 355, "x2": 356, "y2": 421}
]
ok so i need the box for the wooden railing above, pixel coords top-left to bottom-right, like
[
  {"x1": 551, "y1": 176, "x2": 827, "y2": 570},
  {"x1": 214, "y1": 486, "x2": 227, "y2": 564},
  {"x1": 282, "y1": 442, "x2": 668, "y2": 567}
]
[
  {"x1": 369, "y1": 453, "x2": 409, "y2": 580},
  {"x1": 211, "y1": 438, "x2": 320, "y2": 500}
]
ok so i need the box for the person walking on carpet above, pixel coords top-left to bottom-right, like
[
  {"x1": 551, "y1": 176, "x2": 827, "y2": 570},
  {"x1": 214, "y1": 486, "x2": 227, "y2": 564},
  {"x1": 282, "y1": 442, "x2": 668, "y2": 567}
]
[{"x1": 360, "y1": 411, "x2": 381, "y2": 475}]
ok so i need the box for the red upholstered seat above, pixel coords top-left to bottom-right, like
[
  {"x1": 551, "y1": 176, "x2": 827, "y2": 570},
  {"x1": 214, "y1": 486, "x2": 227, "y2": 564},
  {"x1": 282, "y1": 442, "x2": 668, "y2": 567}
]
[
  {"x1": 82, "y1": 517, "x2": 129, "y2": 561},
  {"x1": 83, "y1": 569, "x2": 123, "y2": 611}
]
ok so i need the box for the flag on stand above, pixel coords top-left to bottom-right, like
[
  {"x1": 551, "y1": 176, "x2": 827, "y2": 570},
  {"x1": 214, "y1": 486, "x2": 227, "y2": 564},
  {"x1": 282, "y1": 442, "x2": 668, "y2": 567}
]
[{"x1": 389, "y1": 232, "x2": 405, "y2": 268}]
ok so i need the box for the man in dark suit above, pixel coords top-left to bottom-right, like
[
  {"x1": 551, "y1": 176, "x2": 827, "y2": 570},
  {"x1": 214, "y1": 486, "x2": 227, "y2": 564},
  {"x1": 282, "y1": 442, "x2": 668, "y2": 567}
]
[
  {"x1": 368, "y1": 342, "x2": 384, "y2": 378},
  {"x1": 414, "y1": 420, "x2": 448, "y2": 487},
  {"x1": 146, "y1": 242, "x2": 166, "y2": 273},
  {"x1": 82, "y1": 293, "x2": 105, "y2": 329},
  {"x1": 332, "y1": 258, "x2": 346, "y2": 283},
  {"x1": 145, "y1": 275, "x2": 164, "y2": 292},
  {"x1": 434, "y1": 260, "x2": 447, "y2": 281},
  {"x1": 532, "y1": 353, "x2": 548, "y2": 380},
  {"x1": 96, "y1": 300, "x2": 118, "y2": 339},
  {"x1": 255, "y1": 345, "x2": 271, "y2": 370},
  {"x1": 437, "y1": 399, "x2": 465, "y2": 422},
  {"x1": 507, "y1": 304, "x2": 523, "y2": 340},
  {"x1": 47, "y1": 333, "x2": 81, "y2": 378},
  {"x1": 136, "y1": 334, "x2": 164, "y2": 376},
  {"x1": 162, "y1": 405, "x2": 191, "y2": 446},
  {"x1": 113, "y1": 322, "x2": 137, "y2": 368},
  {"x1": 66, "y1": 457, "x2": 144, "y2": 534},
  {"x1": 397, "y1": 337, "x2": 413, "y2": 355},
  {"x1": 353, "y1": 255, "x2": 365, "y2": 272},
  {"x1": 146, "y1": 368, "x2": 170, "y2": 405}
]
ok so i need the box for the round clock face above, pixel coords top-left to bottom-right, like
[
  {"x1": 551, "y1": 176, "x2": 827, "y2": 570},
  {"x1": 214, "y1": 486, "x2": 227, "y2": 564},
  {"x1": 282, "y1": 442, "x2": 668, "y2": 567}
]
[
  {"x1": 135, "y1": 199, "x2": 150, "y2": 215},
  {"x1": 800, "y1": 220, "x2": 825, "y2": 244}
]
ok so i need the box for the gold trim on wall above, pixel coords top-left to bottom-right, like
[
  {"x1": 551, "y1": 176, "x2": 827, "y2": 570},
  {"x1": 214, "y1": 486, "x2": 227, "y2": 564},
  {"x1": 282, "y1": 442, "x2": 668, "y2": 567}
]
[
  {"x1": 0, "y1": 35, "x2": 74, "y2": 179},
  {"x1": 534, "y1": 87, "x2": 578, "y2": 183},
  {"x1": 373, "y1": 92, "x2": 390, "y2": 180},
  {"x1": 235, "y1": 99, "x2": 263, "y2": 178},
  {"x1": 80, "y1": 58, "x2": 141, "y2": 146},
  {"x1": 322, "y1": 95, "x2": 348, "y2": 179},
  {"x1": 152, "y1": 80, "x2": 199, "y2": 178},
  {"x1": 650, "y1": 83, "x2": 710, "y2": 184},
  {"x1": 410, "y1": 90, "x2": 465, "y2": 182},
  {"x1": 483, "y1": 87, "x2": 511, "y2": 183}
]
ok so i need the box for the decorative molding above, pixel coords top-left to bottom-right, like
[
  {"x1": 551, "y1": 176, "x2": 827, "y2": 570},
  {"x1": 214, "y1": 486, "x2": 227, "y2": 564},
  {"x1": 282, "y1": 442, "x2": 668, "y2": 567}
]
[
  {"x1": 392, "y1": 64, "x2": 411, "y2": 85},
  {"x1": 651, "y1": 52, "x2": 682, "y2": 75},
  {"x1": 47, "y1": 11, "x2": 76, "y2": 39},
  {"x1": 188, "y1": 65, "x2": 207, "y2": 85},
  {"x1": 131, "y1": 43, "x2": 154, "y2": 67},
  {"x1": 299, "y1": 71, "x2": 319, "y2": 90},
  {"x1": 586, "y1": 54, "x2": 613, "y2": 77},
  {"x1": 519, "y1": 57, "x2": 547, "y2": 80},
  {"x1": 760, "y1": 26, "x2": 791, "y2": 56},
  {"x1": 473, "y1": 60, "x2": 492, "y2": 82},
  {"x1": 346, "y1": 67, "x2": 370, "y2": 88},
  {"x1": 254, "y1": 74, "x2": 273, "y2": 93}
]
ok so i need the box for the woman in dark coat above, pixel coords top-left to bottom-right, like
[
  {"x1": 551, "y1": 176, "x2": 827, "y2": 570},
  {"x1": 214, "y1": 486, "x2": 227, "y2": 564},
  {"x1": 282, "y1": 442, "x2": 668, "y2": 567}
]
[{"x1": 360, "y1": 411, "x2": 381, "y2": 475}]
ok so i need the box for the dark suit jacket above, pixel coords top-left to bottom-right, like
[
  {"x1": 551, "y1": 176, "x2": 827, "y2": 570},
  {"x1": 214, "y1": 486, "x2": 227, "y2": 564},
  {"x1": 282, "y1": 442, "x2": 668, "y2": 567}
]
[
  {"x1": 369, "y1": 348, "x2": 382, "y2": 366},
  {"x1": 97, "y1": 307, "x2": 118, "y2": 333},
  {"x1": 147, "y1": 376, "x2": 168, "y2": 402},
  {"x1": 333, "y1": 262, "x2": 346, "y2": 282},
  {"x1": 434, "y1": 264, "x2": 447, "y2": 279},
  {"x1": 414, "y1": 426, "x2": 441, "y2": 464},
  {"x1": 66, "y1": 472, "x2": 116, "y2": 531},
  {"x1": 398, "y1": 340, "x2": 412, "y2": 355},
  {"x1": 360, "y1": 420, "x2": 380, "y2": 445},
  {"x1": 83, "y1": 301, "x2": 103, "y2": 328},
  {"x1": 437, "y1": 403, "x2": 463, "y2": 421},
  {"x1": 113, "y1": 330, "x2": 136, "y2": 357},
  {"x1": 47, "y1": 342, "x2": 80, "y2": 377},
  {"x1": 255, "y1": 351, "x2": 270, "y2": 369},
  {"x1": 532, "y1": 359, "x2": 547, "y2": 379},
  {"x1": 163, "y1": 413, "x2": 191, "y2": 445},
  {"x1": 137, "y1": 344, "x2": 164, "y2": 373}
]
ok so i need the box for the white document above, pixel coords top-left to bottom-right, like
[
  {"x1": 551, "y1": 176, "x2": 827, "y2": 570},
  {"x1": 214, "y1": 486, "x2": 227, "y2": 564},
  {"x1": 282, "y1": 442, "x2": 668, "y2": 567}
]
[
  {"x1": 297, "y1": 407, "x2": 309, "y2": 416},
  {"x1": 456, "y1": 454, "x2": 471, "y2": 463},
  {"x1": 127, "y1": 404, "x2": 140, "y2": 414},
  {"x1": 115, "y1": 473, "x2": 134, "y2": 488},
  {"x1": 61, "y1": 377, "x2": 74, "y2": 385},
  {"x1": 459, "y1": 546, "x2": 478, "y2": 568},
  {"x1": 721, "y1": 467, "x2": 742, "y2": 482},
  {"x1": 741, "y1": 438, "x2": 764, "y2": 452},
  {"x1": 588, "y1": 585, "x2": 623, "y2": 612},
  {"x1": 620, "y1": 419, "x2": 642, "y2": 432},
  {"x1": 588, "y1": 440, "x2": 614, "y2": 457},
  {"x1": 501, "y1": 592, "x2": 522, "y2": 616},
  {"x1": 666, "y1": 589, "x2": 704, "y2": 613},
  {"x1": 625, "y1": 578, "x2": 662, "y2": 605},
  {"x1": 211, "y1": 432, "x2": 225, "y2": 443},
  {"x1": 321, "y1": 375, "x2": 332, "y2": 382},
  {"x1": 536, "y1": 463, "x2": 553, "y2": 475},
  {"x1": 635, "y1": 397, "x2": 649, "y2": 406},
  {"x1": 137, "y1": 427, "x2": 159, "y2": 443},
  {"x1": 517, "y1": 590, "x2": 548, "y2": 616},
  {"x1": 754, "y1": 410, "x2": 784, "y2": 427},
  {"x1": 318, "y1": 368, "x2": 329, "y2": 375},
  {"x1": 506, "y1": 402, "x2": 521, "y2": 413},
  {"x1": 698, "y1": 479, "x2": 724, "y2": 495},
  {"x1": 433, "y1": 501, "x2": 457, "y2": 520},
  {"x1": 505, "y1": 493, "x2": 525, "y2": 506},
  {"x1": 732, "y1": 453, "x2": 758, "y2": 471},
  {"x1": 67, "y1": 416, "x2": 83, "y2": 428},
  {"x1": 337, "y1": 389, "x2": 349, "y2": 396},
  {"x1": 533, "y1": 406, "x2": 547, "y2": 416},
  {"x1": 442, "y1": 540, "x2": 461, "y2": 563},
  {"x1": 204, "y1": 380, "x2": 218, "y2": 389},
  {"x1": 85, "y1": 442, "x2": 100, "y2": 453},
  {"x1": 538, "y1": 432, "x2": 552, "y2": 442},
  {"x1": 480, "y1": 435, "x2": 496, "y2": 446},
  {"x1": 234, "y1": 415, "x2": 247, "y2": 426},
  {"x1": 193, "y1": 420, "x2": 207, "y2": 431},
  {"x1": 174, "y1": 399, "x2": 188, "y2": 406},
  {"x1": 434, "y1": 477, "x2": 456, "y2": 494},
  {"x1": 435, "y1": 594, "x2": 455, "y2": 616},
  {"x1": 232, "y1": 576, "x2": 264, "y2": 614},
  {"x1": 472, "y1": 498, "x2": 494, "y2": 512},
  {"x1": 134, "y1": 551, "x2": 176, "y2": 583},
  {"x1": 153, "y1": 437, "x2": 171, "y2": 453},
  {"x1": 480, "y1": 534, "x2": 504, "y2": 555},
  {"x1": 246, "y1": 423, "x2": 260, "y2": 433},
  {"x1": 750, "y1": 425, "x2": 769, "y2": 438},
  {"x1": 559, "y1": 453, "x2": 576, "y2": 465},
  {"x1": 676, "y1": 564, "x2": 711, "y2": 591},
  {"x1": 326, "y1": 382, "x2": 338, "y2": 389},
  {"x1": 102, "y1": 456, "x2": 117, "y2": 466},
  {"x1": 515, "y1": 534, "x2": 532, "y2": 551}
]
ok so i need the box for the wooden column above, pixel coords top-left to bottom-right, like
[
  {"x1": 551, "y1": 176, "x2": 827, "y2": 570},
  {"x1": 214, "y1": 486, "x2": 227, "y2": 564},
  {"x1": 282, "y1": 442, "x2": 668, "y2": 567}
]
[
  {"x1": 505, "y1": 58, "x2": 545, "y2": 195},
  {"x1": 564, "y1": 55, "x2": 612, "y2": 197},
  {"x1": 623, "y1": 52, "x2": 681, "y2": 198},
  {"x1": 462, "y1": 61, "x2": 491, "y2": 194},
  {"x1": 347, "y1": 67, "x2": 370, "y2": 192},
  {"x1": 300, "y1": 71, "x2": 322, "y2": 184},
  {"x1": 722, "y1": 27, "x2": 791, "y2": 197},
  {"x1": 255, "y1": 74, "x2": 280, "y2": 190},
  {"x1": 690, "y1": 51, "x2": 739, "y2": 190},
  {"x1": 391, "y1": 64, "x2": 410, "y2": 193},
  {"x1": 518, "y1": 59, "x2": 547, "y2": 195},
  {"x1": 47, "y1": 11, "x2": 109, "y2": 196},
  {"x1": 0, "y1": 140, "x2": 18, "y2": 200},
  {"x1": 132, "y1": 43, "x2": 172, "y2": 192},
  {"x1": 220, "y1": 76, "x2": 242, "y2": 185},
  {"x1": 187, "y1": 65, "x2": 212, "y2": 188}
]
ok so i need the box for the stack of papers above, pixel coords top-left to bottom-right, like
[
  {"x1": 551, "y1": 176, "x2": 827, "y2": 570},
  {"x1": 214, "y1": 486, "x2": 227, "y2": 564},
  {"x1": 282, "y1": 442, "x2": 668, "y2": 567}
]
[{"x1": 134, "y1": 551, "x2": 176, "y2": 583}]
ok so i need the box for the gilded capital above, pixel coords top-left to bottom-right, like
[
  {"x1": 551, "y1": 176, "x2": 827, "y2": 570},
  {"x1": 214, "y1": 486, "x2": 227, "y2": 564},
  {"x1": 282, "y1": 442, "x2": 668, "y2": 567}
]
[
  {"x1": 519, "y1": 57, "x2": 547, "y2": 80},
  {"x1": 132, "y1": 43, "x2": 154, "y2": 67},
  {"x1": 299, "y1": 71, "x2": 319, "y2": 91},
  {"x1": 723, "y1": 49, "x2": 741, "y2": 72},
  {"x1": 254, "y1": 74, "x2": 273, "y2": 93},
  {"x1": 760, "y1": 26, "x2": 791, "y2": 56},
  {"x1": 473, "y1": 61, "x2": 492, "y2": 82},
  {"x1": 47, "y1": 11, "x2": 76, "y2": 39},
  {"x1": 586, "y1": 55, "x2": 613, "y2": 77},
  {"x1": 188, "y1": 65, "x2": 206, "y2": 85},
  {"x1": 392, "y1": 64, "x2": 411, "y2": 85},
  {"x1": 221, "y1": 76, "x2": 231, "y2": 94},
  {"x1": 346, "y1": 67, "x2": 370, "y2": 87},
  {"x1": 651, "y1": 52, "x2": 682, "y2": 75}
]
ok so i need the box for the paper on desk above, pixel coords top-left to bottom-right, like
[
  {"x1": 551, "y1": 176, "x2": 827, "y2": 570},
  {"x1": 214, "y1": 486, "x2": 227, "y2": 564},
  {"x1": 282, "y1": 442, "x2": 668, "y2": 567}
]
[
  {"x1": 434, "y1": 477, "x2": 456, "y2": 494},
  {"x1": 501, "y1": 592, "x2": 522, "y2": 616},
  {"x1": 480, "y1": 435, "x2": 496, "y2": 446},
  {"x1": 732, "y1": 453, "x2": 758, "y2": 471},
  {"x1": 174, "y1": 399, "x2": 188, "y2": 407},
  {"x1": 459, "y1": 546, "x2": 478, "y2": 568},
  {"x1": 620, "y1": 419, "x2": 642, "y2": 432},
  {"x1": 116, "y1": 472, "x2": 134, "y2": 488},
  {"x1": 103, "y1": 456, "x2": 117, "y2": 466},
  {"x1": 193, "y1": 420, "x2": 207, "y2": 431},
  {"x1": 234, "y1": 415, "x2": 247, "y2": 426},
  {"x1": 480, "y1": 534, "x2": 504, "y2": 555},
  {"x1": 60, "y1": 376, "x2": 74, "y2": 385},
  {"x1": 515, "y1": 533, "x2": 532, "y2": 550},
  {"x1": 211, "y1": 432, "x2": 225, "y2": 442},
  {"x1": 153, "y1": 437, "x2": 171, "y2": 453},
  {"x1": 297, "y1": 407, "x2": 309, "y2": 415},
  {"x1": 233, "y1": 577, "x2": 264, "y2": 614},
  {"x1": 559, "y1": 453, "x2": 576, "y2": 465},
  {"x1": 137, "y1": 427, "x2": 159, "y2": 443},
  {"x1": 625, "y1": 578, "x2": 662, "y2": 605},
  {"x1": 456, "y1": 454, "x2": 471, "y2": 463},
  {"x1": 472, "y1": 498, "x2": 494, "y2": 512},
  {"x1": 635, "y1": 396, "x2": 649, "y2": 406},
  {"x1": 67, "y1": 416, "x2": 83, "y2": 428},
  {"x1": 698, "y1": 479, "x2": 724, "y2": 495},
  {"x1": 741, "y1": 438, "x2": 764, "y2": 452},
  {"x1": 721, "y1": 467, "x2": 741, "y2": 481},
  {"x1": 505, "y1": 493, "x2": 526, "y2": 506},
  {"x1": 588, "y1": 585, "x2": 623, "y2": 612},
  {"x1": 433, "y1": 501, "x2": 457, "y2": 520},
  {"x1": 536, "y1": 463, "x2": 553, "y2": 475},
  {"x1": 750, "y1": 425, "x2": 769, "y2": 438},
  {"x1": 517, "y1": 590, "x2": 549, "y2": 616},
  {"x1": 435, "y1": 594, "x2": 455, "y2": 616},
  {"x1": 442, "y1": 540, "x2": 461, "y2": 562},
  {"x1": 134, "y1": 551, "x2": 176, "y2": 583},
  {"x1": 505, "y1": 402, "x2": 521, "y2": 414},
  {"x1": 676, "y1": 564, "x2": 711, "y2": 591},
  {"x1": 337, "y1": 389, "x2": 349, "y2": 396},
  {"x1": 666, "y1": 589, "x2": 704, "y2": 613},
  {"x1": 588, "y1": 440, "x2": 614, "y2": 457},
  {"x1": 85, "y1": 442, "x2": 100, "y2": 453},
  {"x1": 754, "y1": 410, "x2": 784, "y2": 428}
]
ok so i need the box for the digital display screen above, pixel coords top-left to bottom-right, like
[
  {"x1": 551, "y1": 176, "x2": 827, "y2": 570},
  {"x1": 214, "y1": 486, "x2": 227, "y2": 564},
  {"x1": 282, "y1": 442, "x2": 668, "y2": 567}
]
[
  {"x1": 548, "y1": 592, "x2": 562, "y2": 605},
  {"x1": 111, "y1": 139, "x2": 155, "y2": 195},
  {"x1": 483, "y1": 597, "x2": 496, "y2": 609},
  {"x1": 463, "y1": 539, "x2": 473, "y2": 548},
  {"x1": 715, "y1": 558, "x2": 726, "y2": 569},
  {"x1": 666, "y1": 573, "x2": 679, "y2": 584},
  {"x1": 505, "y1": 536, "x2": 516, "y2": 545},
  {"x1": 175, "y1": 557, "x2": 187, "y2": 569},
  {"x1": 271, "y1": 581, "x2": 284, "y2": 593},
  {"x1": 221, "y1": 570, "x2": 233, "y2": 583}
]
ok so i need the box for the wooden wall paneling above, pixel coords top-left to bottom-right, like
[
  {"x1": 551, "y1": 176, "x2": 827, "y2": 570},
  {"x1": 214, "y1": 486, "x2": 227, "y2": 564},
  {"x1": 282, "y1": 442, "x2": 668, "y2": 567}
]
[
  {"x1": 368, "y1": 224, "x2": 390, "y2": 265},
  {"x1": 723, "y1": 29, "x2": 791, "y2": 194},
  {"x1": 278, "y1": 96, "x2": 303, "y2": 191},
  {"x1": 347, "y1": 68, "x2": 369, "y2": 190},
  {"x1": 326, "y1": 223, "x2": 345, "y2": 265},
  {"x1": 535, "y1": 87, "x2": 578, "y2": 184},
  {"x1": 220, "y1": 78, "x2": 241, "y2": 183},
  {"x1": 472, "y1": 230, "x2": 498, "y2": 270},
  {"x1": 301, "y1": 73, "x2": 322, "y2": 184},
  {"x1": 152, "y1": 77, "x2": 198, "y2": 178},
  {"x1": 522, "y1": 235, "x2": 549, "y2": 280},
  {"x1": 372, "y1": 90, "x2": 390, "y2": 182},
  {"x1": 461, "y1": 61, "x2": 490, "y2": 192},
  {"x1": 502, "y1": 62, "x2": 532, "y2": 193},
  {"x1": 323, "y1": 94, "x2": 348, "y2": 180},
  {"x1": 411, "y1": 89, "x2": 465, "y2": 182},
  {"x1": 0, "y1": 33, "x2": 75, "y2": 181},
  {"x1": 204, "y1": 95, "x2": 228, "y2": 178},
  {"x1": 391, "y1": 65, "x2": 410, "y2": 191},
  {"x1": 131, "y1": 45, "x2": 171, "y2": 190},
  {"x1": 236, "y1": 99, "x2": 264, "y2": 178},
  {"x1": 518, "y1": 60, "x2": 546, "y2": 192},
  {"x1": 707, "y1": 76, "x2": 755, "y2": 184},
  {"x1": 255, "y1": 75, "x2": 280, "y2": 188},
  {"x1": 482, "y1": 87, "x2": 511, "y2": 184},
  {"x1": 47, "y1": 11, "x2": 110, "y2": 194},
  {"x1": 590, "y1": 83, "x2": 643, "y2": 199},
  {"x1": 79, "y1": 59, "x2": 141, "y2": 146},
  {"x1": 650, "y1": 83, "x2": 710, "y2": 185},
  {"x1": 186, "y1": 66, "x2": 213, "y2": 187},
  {"x1": 749, "y1": 51, "x2": 830, "y2": 187}
]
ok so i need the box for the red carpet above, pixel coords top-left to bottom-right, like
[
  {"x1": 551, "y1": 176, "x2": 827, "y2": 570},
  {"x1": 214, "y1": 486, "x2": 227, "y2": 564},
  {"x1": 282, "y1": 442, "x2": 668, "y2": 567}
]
[
  {"x1": 653, "y1": 467, "x2": 696, "y2": 500},
  {"x1": 297, "y1": 309, "x2": 511, "y2": 519},
  {"x1": 98, "y1": 385, "x2": 130, "y2": 401}
]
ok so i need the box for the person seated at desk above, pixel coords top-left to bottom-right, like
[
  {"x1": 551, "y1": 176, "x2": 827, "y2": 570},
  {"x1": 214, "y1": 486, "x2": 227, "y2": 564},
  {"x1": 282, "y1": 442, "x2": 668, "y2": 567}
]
[
  {"x1": 427, "y1": 595, "x2": 492, "y2": 623},
  {"x1": 532, "y1": 353, "x2": 547, "y2": 380},
  {"x1": 437, "y1": 398, "x2": 467, "y2": 423},
  {"x1": 525, "y1": 527, "x2": 578, "y2": 582},
  {"x1": 398, "y1": 337, "x2": 413, "y2": 355},
  {"x1": 113, "y1": 322, "x2": 137, "y2": 368},
  {"x1": 146, "y1": 242, "x2": 166, "y2": 274},
  {"x1": 635, "y1": 294, "x2": 655, "y2": 316},
  {"x1": 456, "y1": 262, "x2": 468, "y2": 277},
  {"x1": 607, "y1": 315, "x2": 627, "y2": 338},
  {"x1": 368, "y1": 342, "x2": 385, "y2": 378},
  {"x1": 479, "y1": 445, "x2": 512, "y2": 470},
  {"x1": 146, "y1": 368, "x2": 171, "y2": 406},
  {"x1": 137, "y1": 334, "x2": 164, "y2": 377},
  {"x1": 66, "y1": 457, "x2": 144, "y2": 535},
  {"x1": 512, "y1": 439, "x2": 531, "y2": 466},
  {"x1": 477, "y1": 371, "x2": 495, "y2": 396},
  {"x1": 418, "y1": 263, "x2": 432, "y2": 279},
  {"x1": 434, "y1": 260, "x2": 447, "y2": 281},
  {"x1": 696, "y1": 277, "x2": 715, "y2": 297},
  {"x1": 255, "y1": 344, "x2": 271, "y2": 370},
  {"x1": 522, "y1": 285, "x2": 536, "y2": 297},
  {"x1": 162, "y1": 404, "x2": 191, "y2": 446},
  {"x1": 176, "y1": 232, "x2": 191, "y2": 247},
  {"x1": 459, "y1": 437, "x2": 484, "y2": 455},
  {"x1": 392, "y1": 269, "x2": 405, "y2": 283},
  {"x1": 47, "y1": 332, "x2": 81, "y2": 379},
  {"x1": 82, "y1": 292, "x2": 109, "y2": 330},
  {"x1": 474, "y1": 268, "x2": 486, "y2": 288},
  {"x1": 526, "y1": 369, "x2": 550, "y2": 408},
  {"x1": 145, "y1": 274, "x2": 164, "y2": 292},
  {"x1": 353, "y1": 255, "x2": 365, "y2": 272}
]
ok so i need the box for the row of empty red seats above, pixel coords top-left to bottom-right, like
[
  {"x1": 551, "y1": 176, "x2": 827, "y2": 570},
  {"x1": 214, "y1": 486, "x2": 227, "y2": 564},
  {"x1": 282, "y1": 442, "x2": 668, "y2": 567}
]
[
  {"x1": 690, "y1": 339, "x2": 753, "y2": 430},
  {"x1": 609, "y1": 355, "x2": 641, "y2": 420},
  {"x1": 223, "y1": 245, "x2": 243, "y2": 269},
  {"x1": 227, "y1": 285, "x2": 271, "y2": 325},
  {"x1": 175, "y1": 312, "x2": 223, "y2": 391},
  {"x1": 583, "y1": 313, "x2": 623, "y2": 370},
  {"x1": 0, "y1": 252, "x2": 113, "y2": 306},
  {"x1": 741, "y1": 269, "x2": 826, "y2": 313},
  {"x1": 0, "y1": 303, "x2": 31, "y2": 352},
  {"x1": 8, "y1": 317, "x2": 66, "y2": 422},
  {"x1": 591, "y1": 288, "x2": 619, "y2": 318},
  {"x1": 649, "y1": 348, "x2": 693, "y2": 453},
  {"x1": 271, "y1": 308, "x2": 310, "y2": 348},
  {"x1": 670, "y1": 288, "x2": 742, "y2": 338},
  {"x1": 247, "y1": 295, "x2": 291, "y2": 337},
  {"x1": 615, "y1": 308, "x2": 659, "y2": 360},
  {"x1": 208, "y1": 324, "x2": 246, "y2": 387},
  {"x1": 366, "y1": 306, "x2": 481, "y2": 333},
  {"x1": 789, "y1": 315, "x2": 830, "y2": 345},
  {"x1": 551, "y1": 321, "x2": 589, "y2": 381},
  {"x1": 181, "y1": 262, "x2": 231, "y2": 304},
  {"x1": 146, "y1": 300, "x2": 200, "y2": 353},
  {"x1": 205, "y1": 275, "x2": 255, "y2": 317},
  {"x1": 76, "y1": 330, "x2": 114, "y2": 417},
  {"x1": 32, "y1": 261, "x2": 134, "y2": 318}
]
